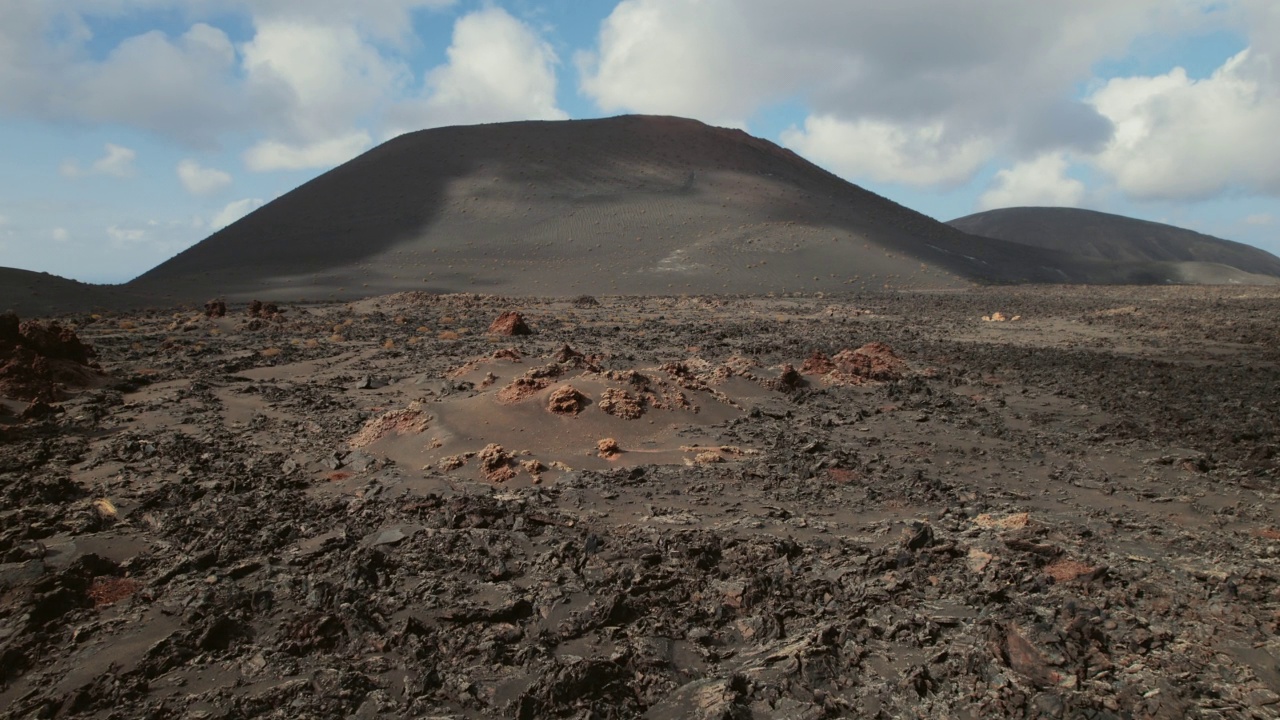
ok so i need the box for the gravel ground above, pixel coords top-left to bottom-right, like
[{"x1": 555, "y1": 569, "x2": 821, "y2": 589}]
[{"x1": 2, "y1": 285, "x2": 1279, "y2": 719}]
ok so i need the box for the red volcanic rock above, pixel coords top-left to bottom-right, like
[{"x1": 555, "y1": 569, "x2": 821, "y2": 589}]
[
  {"x1": 0, "y1": 312, "x2": 100, "y2": 402},
  {"x1": 488, "y1": 311, "x2": 532, "y2": 336},
  {"x1": 597, "y1": 388, "x2": 645, "y2": 419},
  {"x1": 830, "y1": 342, "x2": 906, "y2": 384},
  {"x1": 554, "y1": 344, "x2": 584, "y2": 363},
  {"x1": 776, "y1": 363, "x2": 803, "y2": 390},
  {"x1": 797, "y1": 343, "x2": 907, "y2": 386},
  {"x1": 204, "y1": 299, "x2": 227, "y2": 318},
  {"x1": 547, "y1": 385, "x2": 588, "y2": 415},
  {"x1": 800, "y1": 351, "x2": 835, "y2": 375},
  {"x1": 247, "y1": 300, "x2": 282, "y2": 319},
  {"x1": 597, "y1": 437, "x2": 622, "y2": 459},
  {"x1": 477, "y1": 443, "x2": 517, "y2": 483}
]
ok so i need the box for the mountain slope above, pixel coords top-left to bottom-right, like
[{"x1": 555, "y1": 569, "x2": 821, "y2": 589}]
[
  {"x1": 949, "y1": 207, "x2": 1280, "y2": 280},
  {"x1": 0, "y1": 268, "x2": 149, "y2": 317},
  {"x1": 128, "y1": 116, "x2": 1153, "y2": 302}
]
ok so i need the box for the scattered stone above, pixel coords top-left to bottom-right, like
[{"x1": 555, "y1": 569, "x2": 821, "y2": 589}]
[
  {"x1": 247, "y1": 299, "x2": 282, "y2": 319},
  {"x1": 597, "y1": 387, "x2": 645, "y2": 419},
  {"x1": 1044, "y1": 558, "x2": 1101, "y2": 583},
  {"x1": 349, "y1": 404, "x2": 430, "y2": 448},
  {"x1": 204, "y1": 299, "x2": 227, "y2": 318},
  {"x1": 597, "y1": 437, "x2": 621, "y2": 459},
  {"x1": 973, "y1": 512, "x2": 1031, "y2": 531},
  {"x1": 693, "y1": 450, "x2": 724, "y2": 465},
  {"x1": 547, "y1": 385, "x2": 588, "y2": 415},
  {"x1": 488, "y1": 311, "x2": 531, "y2": 335},
  {"x1": 966, "y1": 548, "x2": 993, "y2": 573},
  {"x1": 477, "y1": 443, "x2": 516, "y2": 482},
  {"x1": 0, "y1": 312, "x2": 101, "y2": 402}
]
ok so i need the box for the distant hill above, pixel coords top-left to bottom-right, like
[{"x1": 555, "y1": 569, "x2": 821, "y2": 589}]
[
  {"x1": 948, "y1": 207, "x2": 1280, "y2": 280},
  {"x1": 0, "y1": 268, "x2": 148, "y2": 317},
  {"x1": 126, "y1": 115, "x2": 1186, "y2": 303}
]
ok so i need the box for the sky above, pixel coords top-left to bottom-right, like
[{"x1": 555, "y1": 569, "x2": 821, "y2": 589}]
[{"x1": 1, "y1": 0, "x2": 1279, "y2": 284}]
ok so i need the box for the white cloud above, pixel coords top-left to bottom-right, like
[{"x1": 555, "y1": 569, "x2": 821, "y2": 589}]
[
  {"x1": 580, "y1": 1, "x2": 1219, "y2": 186},
  {"x1": 387, "y1": 7, "x2": 566, "y2": 135},
  {"x1": 107, "y1": 225, "x2": 146, "y2": 244},
  {"x1": 242, "y1": 0, "x2": 457, "y2": 40},
  {"x1": 243, "y1": 20, "x2": 406, "y2": 144},
  {"x1": 211, "y1": 198, "x2": 266, "y2": 230},
  {"x1": 61, "y1": 143, "x2": 138, "y2": 178},
  {"x1": 0, "y1": 214, "x2": 8, "y2": 226},
  {"x1": 58, "y1": 24, "x2": 240, "y2": 146},
  {"x1": 979, "y1": 153, "x2": 1085, "y2": 210},
  {"x1": 782, "y1": 115, "x2": 993, "y2": 187},
  {"x1": 244, "y1": 132, "x2": 372, "y2": 172},
  {"x1": 1088, "y1": 49, "x2": 1280, "y2": 200},
  {"x1": 578, "y1": 0, "x2": 758, "y2": 126},
  {"x1": 1245, "y1": 213, "x2": 1274, "y2": 226},
  {"x1": 51, "y1": 228, "x2": 69, "y2": 243},
  {"x1": 176, "y1": 159, "x2": 232, "y2": 195}
]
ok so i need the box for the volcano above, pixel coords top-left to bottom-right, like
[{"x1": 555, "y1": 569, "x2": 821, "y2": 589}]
[
  {"x1": 950, "y1": 206, "x2": 1280, "y2": 284},
  {"x1": 126, "y1": 116, "x2": 1177, "y2": 303}
]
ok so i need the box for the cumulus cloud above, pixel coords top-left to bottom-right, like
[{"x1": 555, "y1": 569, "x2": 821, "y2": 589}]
[
  {"x1": 1088, "y1": 49, "x2": 1280, "y2": 200},
  {"x1": 61, "y1": 143, "x2": 138, "y2": 178},
  {"x1": 177, "y1": 159, "x2": 232, "y2": 195},
  {"x1": 244, "y1": 132, "x2": 373, "y2": 172},
  {"x1": 978, "y1": 153, "x2": 1086, "y2": 210},
  {"x1": 387, "y1": 7, "x2": 566, "y2": 136},
  {"x1": 211, "y1": 198, "x2": 266, "y2": 230},
  {"x1": 239, "y1": 0, "x2": 457, "y2": 40},
  {"x1": 3, "y1": 18, "x2": 243, "y2": 147},
  {"x1": 782, "y1": 116, "x2": 994, "y2": 187},
  {"x1": 106, "y1": 225, "x2": 148, "y2": 247},
  {"x1": 242, "y1": 20, "x2": 404, "y2": 145},
  {"x1": 0, "y1": 6, "x2": 424, "y2": 150},
  {"x1": 580, "y1": 1, "x2": 1217, "y2": 184}
]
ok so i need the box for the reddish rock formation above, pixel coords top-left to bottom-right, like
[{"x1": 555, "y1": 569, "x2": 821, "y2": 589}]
[
  {"x1": 830, "y1": 342, "x2": 907, "y2": 383},
  {"x1": 498, "y1": 377, "x2": 550, "y2": 404},
  {"x1": 776, "y1": 364, "x2": 803, "y2": 390},
  {"x1": 800, "y1": 351, "x2": 835, "y2": 375},
  {"x1": 477, "y1": 443, "x2": 517, "y2": 482},
  {"x1": 492, "y1": 347, "x2": 523, "y2": 362},
  {"x1": 597, "y1": 438, "x2": 621, "y2": 459},
  {"x1": 547, "y1": 385, "x2": 588, "y2": 415},
  {"x1": 488, "y1": 311, "x2": 532, "y2": 336},
  {"x1": 797, "y1": 344, "x2": 908, "y2": 386},
  {"x1": 0, "y1": 312, "x2": 100, "y2": 403},
  {"x1": 247, "y1": 300, "x2": 282, "y2": 319},
  {"x1": 554, "y1": 344, "x2": 584, "y2": 363},
  {"x1": 598, "y1": 388, "x2": 645, "y2": 419},
  {"x1": 204, "y1": 299, "x2": 227, "y2": 318}
]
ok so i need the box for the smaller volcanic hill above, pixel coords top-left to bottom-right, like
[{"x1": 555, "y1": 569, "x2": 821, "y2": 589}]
[
  {"x1": 949, "y1": 207, "x2": 1280, "y2": 282},
  {"x1": 0, "y1": 267, "x2": 149, "y2": 316}
]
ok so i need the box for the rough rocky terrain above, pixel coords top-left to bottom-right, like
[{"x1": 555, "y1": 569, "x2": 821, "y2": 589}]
[{"x1": 2, "y1": 286, "x2": 1279, "y2": 719}]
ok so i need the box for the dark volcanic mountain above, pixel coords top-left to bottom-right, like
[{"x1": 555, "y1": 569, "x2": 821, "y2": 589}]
[
  {"x1": 0, "y1": 267, "x2": 147, "y2": 317},
  {"x1": 949, "y1": 206, "x2": 1280, "y2": 281},
  {"x1": 127, "y1": 116, "x2": 1187, "y2": 303}
]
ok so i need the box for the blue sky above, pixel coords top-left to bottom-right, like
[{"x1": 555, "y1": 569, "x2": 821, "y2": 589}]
[{"x1": 1, "y1": 0, "x2": 1278, "y2": 283}]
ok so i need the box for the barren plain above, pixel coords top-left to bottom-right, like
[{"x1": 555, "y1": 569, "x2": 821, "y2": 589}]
[{"x1": 2, "y1": 285, "x2": 1280, "y2": 718}]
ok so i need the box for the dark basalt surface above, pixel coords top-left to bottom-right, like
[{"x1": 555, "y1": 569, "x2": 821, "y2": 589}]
[{"x1": 1, "y1": 286, "x2": 1279, "y2": 719}]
